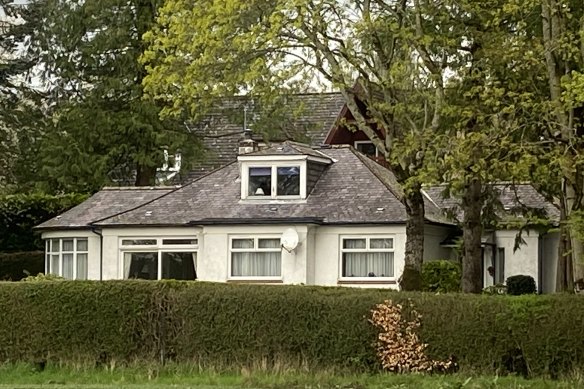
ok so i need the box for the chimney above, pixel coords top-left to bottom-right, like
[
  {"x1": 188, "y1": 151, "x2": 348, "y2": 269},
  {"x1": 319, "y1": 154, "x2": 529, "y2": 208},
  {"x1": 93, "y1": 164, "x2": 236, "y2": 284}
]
[{"x1": 238, "y1": 128, "x2": 258, "y2": 155}]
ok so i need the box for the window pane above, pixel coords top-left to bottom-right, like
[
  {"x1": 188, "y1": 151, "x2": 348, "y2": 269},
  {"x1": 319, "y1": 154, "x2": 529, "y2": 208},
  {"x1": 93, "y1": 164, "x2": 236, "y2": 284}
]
[
  {"x1": 123, "y1": 252, "x2": 158, "y2": 280},
  {"x1": 370, "y1": 238, "x2": 393, "y2": 249},
  {"x1": 277, "y1": 166, "x2": 300, "y2": 196},
  {"x1": 50, "y1": 255, "x2": 60, "y2": 275},
  {"x1": 343, "y1": 239, "x2": 366, "y2": 249},
  {"x1": 232, "y1": 238, "x2": 254, "y2": 249},
  {"x1": 62, "y1": 239, "x2": 74, "y2": 252},
  {"x1": 356, "y1": 142, "x2": 377, "y2": 156},
  {"x1": 76, "y1": 254, "x2": 88, "y2": 280},
  {"x1": 63, "y1": 254, "x2": 74, "y2": 279},
  {"x1": 46, "y1": 254, "x2": 50, "y2": 274},
  {"x1": 162, "y1": 239, "x2": 197, "y2": 245},
  {"x1": 121, "y1": 239, "x2": 157, "y2": 246},
  {"x1": 258, "y1": 238, "x2": 280, "y2": 249},
  {"x1": 77, "y1": 239, "x2": 88, "y2": 252},
  {"x1": 342, "y1": 252, "x2": 394, "y2": 277},
  {"x1": 162, "y1": 252, "x2": 196, "y2": 280},
  {"x1": 51, "y1": 239, "x2": 60, "y2": 253},
  {"x1": 231, "y1": 252, "x2": 281, "y2": 277},
  {"x1": 248, "y1": 167, "x2": 271, "y2": 196}
]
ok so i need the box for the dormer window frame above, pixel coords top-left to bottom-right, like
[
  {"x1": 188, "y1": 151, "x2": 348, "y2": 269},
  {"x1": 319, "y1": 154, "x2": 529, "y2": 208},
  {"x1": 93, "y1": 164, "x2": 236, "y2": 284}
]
[
  {"x1": 240, "y1": 158, "x2": 308, "y2": 200},
  {"x1": 239, "y1": 153, "x2": 332, "y2": 201}
]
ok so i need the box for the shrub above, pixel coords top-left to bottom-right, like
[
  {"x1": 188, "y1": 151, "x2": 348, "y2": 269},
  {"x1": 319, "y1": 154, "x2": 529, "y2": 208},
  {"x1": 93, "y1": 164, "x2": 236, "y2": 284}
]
[
  {"x1": 506, "y1": 275, "x2": 536, "y2": 295},
  {"x1": 0, "y1": 193, "x2": 87, "y2": 252},
  {"x1": 0, "y1": 251, "x2": 44, "y2": 281},
  {"x1": 421, "y1": 260, "x2": 461, "y2": 293}
]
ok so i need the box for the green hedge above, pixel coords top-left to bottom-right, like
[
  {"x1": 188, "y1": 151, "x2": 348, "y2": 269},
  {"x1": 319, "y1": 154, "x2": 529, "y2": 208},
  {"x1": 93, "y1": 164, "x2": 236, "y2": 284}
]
[
  {"x1": 0, "y1": 281, "x2": 583, "y2": 377},
  {"x1": 0, "y1": 193, "x2": 88, "y2": 252},
  {"x1": 0, "y1": 251, "x2": 44, "y2": 281}
]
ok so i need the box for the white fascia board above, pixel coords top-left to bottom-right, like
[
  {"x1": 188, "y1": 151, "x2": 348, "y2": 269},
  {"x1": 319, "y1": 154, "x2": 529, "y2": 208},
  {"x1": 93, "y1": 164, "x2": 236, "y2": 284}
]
[{"x1": 237, "y1": 154, "x2": 332, "y2": 165}]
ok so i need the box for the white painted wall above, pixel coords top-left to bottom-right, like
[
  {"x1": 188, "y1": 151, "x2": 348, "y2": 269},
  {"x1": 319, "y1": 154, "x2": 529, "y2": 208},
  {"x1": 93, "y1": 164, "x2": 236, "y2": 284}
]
[
  {"x1": 41, "y1": 230, "x2": 101, "y2": 280},
  {"x1": 313, "y1": 225, "x2": 406, "y2": 289},
  {"x1": 199, "y1": 224, "x2": 310, "y2": 284},
  {"x1": 541, "y1": 232, "x2": 559, "y2": 293},
  {"x1": 423, "y1": 225, "x2": 456, "y2": 261},
  {"x1": 494, "y1": 229, "x2": 539, "y2": 289}
]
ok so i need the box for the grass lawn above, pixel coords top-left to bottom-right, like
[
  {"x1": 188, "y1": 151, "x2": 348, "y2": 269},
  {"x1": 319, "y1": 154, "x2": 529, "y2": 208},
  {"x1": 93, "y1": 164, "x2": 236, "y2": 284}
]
[{"x1": 0, "y1": 364, "x2": 582, "y2": 389}]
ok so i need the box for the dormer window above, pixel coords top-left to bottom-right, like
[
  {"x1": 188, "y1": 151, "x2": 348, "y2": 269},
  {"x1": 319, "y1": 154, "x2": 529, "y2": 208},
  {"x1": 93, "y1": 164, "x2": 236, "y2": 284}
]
[
  {"x1": 246, "y1": 164, "x2": 302, "y2": 199},
  {"x1": 238, "y1": 142, "x2": 333, "y2": 201}
]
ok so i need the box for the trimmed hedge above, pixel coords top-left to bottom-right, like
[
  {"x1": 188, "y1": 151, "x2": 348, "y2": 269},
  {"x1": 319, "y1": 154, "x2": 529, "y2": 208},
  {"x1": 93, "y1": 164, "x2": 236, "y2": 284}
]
[
  {"x1": 421, "y1": 260, "x2": 461, "y2": 293},
  {"x1": 0, "y1": 251, "x2": 44, "y2": 281},
  {"x1": 0, "y1": 281, "x2": 584, "y2": 377}
]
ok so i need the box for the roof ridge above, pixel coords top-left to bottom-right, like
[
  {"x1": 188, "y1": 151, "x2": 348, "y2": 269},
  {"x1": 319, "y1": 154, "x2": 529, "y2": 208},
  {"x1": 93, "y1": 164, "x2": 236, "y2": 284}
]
[
  {"x1": 102, "y1": 186, "x2": 179, "y2": 191},
  {"x1": 349, "y1": 148, "x2": 404, "y2": 202}
]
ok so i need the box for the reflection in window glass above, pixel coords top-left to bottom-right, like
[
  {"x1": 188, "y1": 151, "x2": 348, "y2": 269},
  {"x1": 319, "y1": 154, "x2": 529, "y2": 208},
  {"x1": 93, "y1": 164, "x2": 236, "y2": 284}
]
[
  {"x1": 248, "y1": 167, "x2": 271, "y2": 196},
  {"x1": 343, "y1": 239, "x2": 366, "y2": 249},
  {"x1": 124, "y1": 252, "x2": 158, "y2": 280},
  {"x1": 162, "y1": 239, "x2": 197, "y2": 245},
  {"x1": 277, "y1": 166, "x2": 300, "y2": 196},
  {"x1": 121, "y1": 239, "x2": 157, "y2": 246},
  {"x1": 232, "y1": 238, "x2": 254, "y2": 249},
  {"x1": 162, "y1": 252, "x2": 197, "y2": 280}
]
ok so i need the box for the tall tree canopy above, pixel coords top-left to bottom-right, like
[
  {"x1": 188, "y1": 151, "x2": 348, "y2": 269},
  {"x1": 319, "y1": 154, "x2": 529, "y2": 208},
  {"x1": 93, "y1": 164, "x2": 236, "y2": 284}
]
[
  {"x1": 142, "y1": 0, "x2": 549, "y2": 291},
  {"x1": 30, "y1": 0, "x2": 202, "y2": 192}
]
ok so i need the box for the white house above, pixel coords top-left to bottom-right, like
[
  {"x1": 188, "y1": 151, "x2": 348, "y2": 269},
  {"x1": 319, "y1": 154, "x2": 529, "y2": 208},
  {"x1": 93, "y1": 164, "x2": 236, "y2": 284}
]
[{"x1": 36, "y1": 93, "x2": 561, "y2": 292}]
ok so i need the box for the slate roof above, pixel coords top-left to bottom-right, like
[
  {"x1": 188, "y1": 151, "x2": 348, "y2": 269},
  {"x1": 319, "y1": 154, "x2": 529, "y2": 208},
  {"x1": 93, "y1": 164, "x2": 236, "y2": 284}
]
[
  {"x1": 422, "y1": 184, "x2": 560, "y2": 223},
  {"x1": 248, "y1": 141, "x2": 333, "y2": 160},
  {"x1": 91, "y1": 145, "x2": 450, "y2": 227},
  {"x1": 36, "y1": 187, "x2": 175, "y2": 230},
  {"x1": 182, "y1": 93, "x2": 346, "y2": 182}
]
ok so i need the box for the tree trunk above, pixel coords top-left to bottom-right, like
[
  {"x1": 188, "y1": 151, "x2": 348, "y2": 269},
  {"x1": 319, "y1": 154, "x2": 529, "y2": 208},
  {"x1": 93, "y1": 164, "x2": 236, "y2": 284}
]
[
  {"x1": 556, "y1": 203, "x2": 574, "y2": 292},
  {"x1": 461, "y1": 178, "x2": 483, "y2": 293},
  {"x1": 565, "y1": 180, "x2": 584, "y2": 288},
  {"x1": 404, "y1": 187, "x2": 425, "y2": 271},
  {"x1": 135, "y1": 164, "x2": 156, "y2": 186}
]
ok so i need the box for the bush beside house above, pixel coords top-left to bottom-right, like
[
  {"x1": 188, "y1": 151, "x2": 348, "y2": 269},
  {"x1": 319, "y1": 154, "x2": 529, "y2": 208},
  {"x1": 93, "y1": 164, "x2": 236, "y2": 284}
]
[
  {"x1": 0, "y1": 281, "x2": 583, "y2": 377},
  {"x1": 0, "y1": 193, "x2": 87, "y2": 280}
]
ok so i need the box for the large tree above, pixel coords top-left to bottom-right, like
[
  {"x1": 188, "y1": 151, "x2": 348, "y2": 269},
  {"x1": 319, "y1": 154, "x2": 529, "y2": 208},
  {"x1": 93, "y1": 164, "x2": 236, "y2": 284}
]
[
  {"x1": 31, "y1": 0, "x2": 200, "y2": 192},
  {"x1": 143, "y1": 0, "x2": 452, "y2": 280}
]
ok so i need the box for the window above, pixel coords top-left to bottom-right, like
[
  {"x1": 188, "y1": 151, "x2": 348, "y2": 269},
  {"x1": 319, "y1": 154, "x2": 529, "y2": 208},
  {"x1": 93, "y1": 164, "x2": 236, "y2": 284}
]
[
  {"x1": 230, "y1": 237, "x2": 281, "y2": 278},
  {"x1": 496, "y1": 248, "x2": 505, "y2": 284},
  {"x1": 247, "y1": 165, "x2": 301, "y2": 198},
  {"x1": 340, "y1": 237, "x2": 394, "y2": 279},
  {"x1": 45, "y1": 238, "x2": 88, "y2": 280},
  {"x1": 354, "y1": 141, "x2": 380, "y2": 157},
  {"x1": 120, "y1": 237, "x2": 197, "y2": 280}
]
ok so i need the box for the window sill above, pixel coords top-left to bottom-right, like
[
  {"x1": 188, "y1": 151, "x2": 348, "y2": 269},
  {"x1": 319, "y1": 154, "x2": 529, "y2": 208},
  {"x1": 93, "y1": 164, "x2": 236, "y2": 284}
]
[
  {"x1": 227, "y1": 279, "x2": 284, "y2": 284},
  {"x1": 337, "y1": 279, "x2": 397, "y2": 285}
]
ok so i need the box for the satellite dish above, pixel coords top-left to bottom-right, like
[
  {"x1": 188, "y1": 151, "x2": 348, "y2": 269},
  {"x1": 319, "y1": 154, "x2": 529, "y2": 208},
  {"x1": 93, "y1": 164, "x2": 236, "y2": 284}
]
[{"x1": 281, "y1": 228, "x2": 299, "y2": 252}]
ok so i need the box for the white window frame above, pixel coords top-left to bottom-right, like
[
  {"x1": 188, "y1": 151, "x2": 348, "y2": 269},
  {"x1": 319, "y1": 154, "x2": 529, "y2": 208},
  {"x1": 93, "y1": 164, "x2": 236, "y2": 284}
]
[
  {"x1": 228, "y1": 235, "x2": 283, "y2": 281},
  {"x1": 354, "y1": 140, "x2": 380, "y2": 157},
  {"x1": 119, "y1": 237, "x2": 198, "y2": 280},
  {"x1": 241, "y1": 160, "x2": 306, "y2": 200},
  {"x1": 339, "y1": 235, "x2": 395, "y2": 282},
  {"x1": 45, "y1": 237, "x2": 89, "y2": 280}
]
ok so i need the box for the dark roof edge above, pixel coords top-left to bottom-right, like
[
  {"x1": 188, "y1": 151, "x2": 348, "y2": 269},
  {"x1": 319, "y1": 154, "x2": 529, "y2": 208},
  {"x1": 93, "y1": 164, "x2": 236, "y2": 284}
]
[
  {"x1": 189, "y1": 217, "x2": 325, "y2": 225},
  {"x1": 34, "y1": 225, "x2": 94, "y2": 232}
]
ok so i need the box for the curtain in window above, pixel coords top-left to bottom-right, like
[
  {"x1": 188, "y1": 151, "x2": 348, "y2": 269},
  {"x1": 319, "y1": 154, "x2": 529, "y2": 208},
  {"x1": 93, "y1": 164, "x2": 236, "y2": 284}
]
[
  {"x1": 161, "y1": 252, "x2": 197, "y2": 280},
  {"x1": 62, "y1": 253, "x2": 74, "y2": 279},
  {"x1": 124, "y1": 252, "x2": 157, "y2": 280},
  {"x1": 50, "y1": 255, "x2": 60, "y2": 276},
  {"x1": 342, "y1": 252, "x2": 394, "y2": 277},
  {"x1": 232, "y1": 252, "x2": 281, "y2": 277},
  {"x1": 77, "y1": 253, "x2": 88, "y2": 280}
]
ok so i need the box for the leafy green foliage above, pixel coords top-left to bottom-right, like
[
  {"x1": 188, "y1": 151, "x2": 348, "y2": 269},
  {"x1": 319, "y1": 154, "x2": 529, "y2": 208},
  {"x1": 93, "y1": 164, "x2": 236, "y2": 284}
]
[
  {"x1": 0, "y1": 252, "x2": 44, "y2": 281},
  {"x1": 21, "y1": 272, "x2": 64, "y2": 282},
  {"x1": 506, "y1": 275, "x2": 536, "y2": 296},
  {"x1": 0, "y1": 193, "x2": 87, "y2": 252},
  {"x1": 0, "y1": 282, "x2": 582, "y2": 377},
  {"x1": 421, "y1": 260, "x2": 461, "y2": 293}
]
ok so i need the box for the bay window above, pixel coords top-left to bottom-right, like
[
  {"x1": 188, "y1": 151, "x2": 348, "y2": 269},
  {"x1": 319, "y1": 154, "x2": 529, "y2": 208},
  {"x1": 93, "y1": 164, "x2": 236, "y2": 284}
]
[
  {"x1": 230, "y1": 237, "x2": 281, "y2": 278},
  {"x1": 340, "y1": 237, "x2": 394, "y2": 279},
  {"x1": 45, "y1": 238, "x2": 88, "y2": 280},
  {"x1": 121, "y1": 237, "x2": 197, "y2": 280}
]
